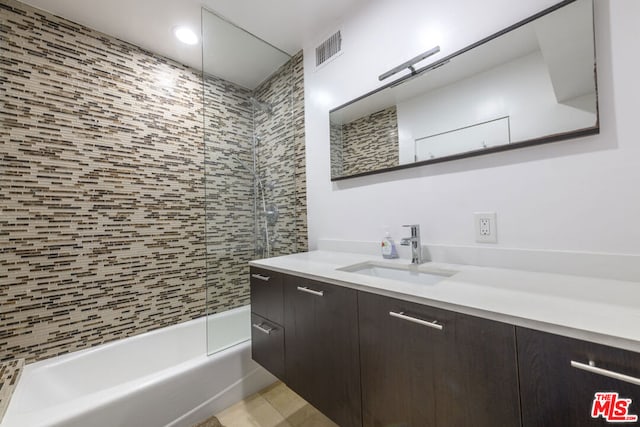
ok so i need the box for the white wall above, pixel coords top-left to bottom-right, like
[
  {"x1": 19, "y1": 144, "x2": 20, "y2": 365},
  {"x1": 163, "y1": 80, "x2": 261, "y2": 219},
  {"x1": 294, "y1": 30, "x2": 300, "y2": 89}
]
[{"x1": 304, "y1": 0, "x2": 640, "y2": 258}]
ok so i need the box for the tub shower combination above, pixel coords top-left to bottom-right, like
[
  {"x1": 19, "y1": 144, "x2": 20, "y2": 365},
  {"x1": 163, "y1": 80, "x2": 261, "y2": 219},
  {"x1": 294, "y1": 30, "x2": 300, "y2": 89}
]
[
  {"x1": 3, "y1": 6, "x2": 300, "y2": 427},
  {"x1": 2, "y1": 308, "x2": 275, "y2": 427}
]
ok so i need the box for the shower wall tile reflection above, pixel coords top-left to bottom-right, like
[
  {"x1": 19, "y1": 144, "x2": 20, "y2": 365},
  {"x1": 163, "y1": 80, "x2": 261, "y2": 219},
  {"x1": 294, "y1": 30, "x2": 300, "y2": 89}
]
[
  {"x1": 333, "y1": 106, "x2": 399, "y2": 177},
  {"x1": 330, "y1": 122, "x2": 345, "y2": 178}
]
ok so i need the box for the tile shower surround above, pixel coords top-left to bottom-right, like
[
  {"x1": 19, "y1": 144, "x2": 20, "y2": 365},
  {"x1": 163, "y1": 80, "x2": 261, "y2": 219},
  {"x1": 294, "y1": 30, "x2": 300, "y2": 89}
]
[
  {"x1": 204, "y1": 51, "x2": 306, "y2": 317},
  {"x1": 253, "y1": 51, "x2": 307, "y2": 257},
  {"x1": 203, "y1": 74, "x2": 254, "y2": 316},
  {"x1": 0, "y1": 359, "x2": 23, "y2": 421},
  {"x1": 0, "y1": 0, "x2": 307, "y2": 363}
]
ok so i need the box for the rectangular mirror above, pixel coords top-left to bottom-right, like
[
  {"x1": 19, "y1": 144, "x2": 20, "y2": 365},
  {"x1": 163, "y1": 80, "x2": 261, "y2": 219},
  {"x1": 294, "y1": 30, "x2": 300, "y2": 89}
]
[{"x1": 330, "y1": 0, "x2": 598, "y2": 180}]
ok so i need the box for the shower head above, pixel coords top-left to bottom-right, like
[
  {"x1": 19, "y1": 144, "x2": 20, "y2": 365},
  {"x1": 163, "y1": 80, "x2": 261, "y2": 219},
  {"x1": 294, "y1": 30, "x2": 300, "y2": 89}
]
[{"x1": 249, "y1": 97, "x2": 272, "y2": 115}]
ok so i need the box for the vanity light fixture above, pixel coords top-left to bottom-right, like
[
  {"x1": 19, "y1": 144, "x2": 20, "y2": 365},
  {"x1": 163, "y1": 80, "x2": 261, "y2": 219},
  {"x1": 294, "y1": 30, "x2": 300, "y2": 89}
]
[
  {"x1": 174, "y1": 26, "x2": 198, "y2": 45},
  {"x1": 378, "y1": 45, "x2": 440, "y2": 81}
]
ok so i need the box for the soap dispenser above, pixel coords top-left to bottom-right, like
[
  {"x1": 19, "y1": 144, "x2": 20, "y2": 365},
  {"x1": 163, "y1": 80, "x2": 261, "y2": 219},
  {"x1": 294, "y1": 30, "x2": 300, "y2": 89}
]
[{"x1": 381, "y1": 232, "x2": 399, "y2": 259}]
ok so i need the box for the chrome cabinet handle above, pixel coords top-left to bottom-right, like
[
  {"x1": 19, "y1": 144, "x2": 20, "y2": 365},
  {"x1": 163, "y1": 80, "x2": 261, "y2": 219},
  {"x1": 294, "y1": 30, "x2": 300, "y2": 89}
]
[
  {"x1": 251, "y1": 274, "x2": 271, "y2": 282},
  {"x1": 389, "y1": 311, "x2": 443, "y2": 330},
  {"x1": 252, "y1": 323, "x2": 274, "y2": 335},
  {"x1": 571, "y1": 360, "x2": 640, "y2": 386},
  {"x1": 296, "y1": 286, "x2": 324, "y2": 297}
]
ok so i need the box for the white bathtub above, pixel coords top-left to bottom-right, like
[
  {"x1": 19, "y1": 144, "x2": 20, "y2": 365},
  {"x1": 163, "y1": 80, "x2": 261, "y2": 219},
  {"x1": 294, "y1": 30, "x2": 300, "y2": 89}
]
[{"x1": 1, "y1": 306, "x2": 276, "y2": 427}]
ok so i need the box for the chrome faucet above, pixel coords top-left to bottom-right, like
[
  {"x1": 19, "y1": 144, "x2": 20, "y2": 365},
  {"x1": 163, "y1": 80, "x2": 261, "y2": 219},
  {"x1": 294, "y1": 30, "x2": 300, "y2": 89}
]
[{"x1": 400, "y1": 224, "x2": 423, "y2": 264}]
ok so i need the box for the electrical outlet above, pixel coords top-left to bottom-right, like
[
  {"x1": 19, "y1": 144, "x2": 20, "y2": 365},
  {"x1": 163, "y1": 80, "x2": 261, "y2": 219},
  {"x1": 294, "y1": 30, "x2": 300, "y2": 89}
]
[
  {"x1": 479, "y1": 218, "x2": 491, "y2": 235},
  {"x1": 475, "y1": 212, "x2": 497, "y2": 243}
]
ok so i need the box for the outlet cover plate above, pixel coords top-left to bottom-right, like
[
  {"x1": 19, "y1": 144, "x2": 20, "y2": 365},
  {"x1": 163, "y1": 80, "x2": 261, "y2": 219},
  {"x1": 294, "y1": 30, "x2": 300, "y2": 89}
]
[{"x1": 475, "y1": 212, "x2": 497, "y2": 243}]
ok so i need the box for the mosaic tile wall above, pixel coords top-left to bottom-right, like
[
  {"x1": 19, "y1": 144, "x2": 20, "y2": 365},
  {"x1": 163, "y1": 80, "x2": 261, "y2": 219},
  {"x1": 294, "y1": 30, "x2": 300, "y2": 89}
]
[
  {"x1": 0, "y1": 0, "x2": 206, "y2": 362},
  {"x1": 291, "y1": 52, "x2": 308, "y2": 252},
  {"x1": 254, "y1": 51, "x2": 306, "y2": 257},
  {"x1": 1, "y1": 0, "x2": 307, "y2": 362},
  {"x1": 338, "y1": 106, "x2": 399, "y2": 177},
  {"x1": 0, "y1": 359, "x2": 23, "y2": 421},
  {"x1": 203, "y1": 73, "x2": 254, "y2": 314},
  {"x1": 204, "y1": 52, "x2": 307, "y2": 315}
]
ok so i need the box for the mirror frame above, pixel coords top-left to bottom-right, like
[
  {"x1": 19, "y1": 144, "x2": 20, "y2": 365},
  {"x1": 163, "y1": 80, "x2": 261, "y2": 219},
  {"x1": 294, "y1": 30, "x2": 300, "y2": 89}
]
[{"x1": 329, "y1": 0, "x2": 598, "y2": 181}]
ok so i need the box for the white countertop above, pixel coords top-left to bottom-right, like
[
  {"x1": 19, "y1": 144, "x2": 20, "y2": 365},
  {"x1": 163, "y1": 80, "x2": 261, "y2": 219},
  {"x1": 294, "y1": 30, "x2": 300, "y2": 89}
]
[{"x1": 250, "y1": 250, "x2": 640, "y2": 353}]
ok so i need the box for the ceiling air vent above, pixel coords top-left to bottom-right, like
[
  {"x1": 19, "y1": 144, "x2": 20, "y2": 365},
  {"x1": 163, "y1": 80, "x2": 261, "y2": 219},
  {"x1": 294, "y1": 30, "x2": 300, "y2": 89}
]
[{"x1": 315, "y1": 30, "x2": 342, "y2": 68}]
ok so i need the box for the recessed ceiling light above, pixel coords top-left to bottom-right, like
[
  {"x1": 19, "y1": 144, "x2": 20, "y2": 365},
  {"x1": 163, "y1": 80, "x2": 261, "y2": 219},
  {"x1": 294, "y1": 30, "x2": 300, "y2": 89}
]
[{"x1": 174, "y1": 26, "x2": 198, "y2": 45}]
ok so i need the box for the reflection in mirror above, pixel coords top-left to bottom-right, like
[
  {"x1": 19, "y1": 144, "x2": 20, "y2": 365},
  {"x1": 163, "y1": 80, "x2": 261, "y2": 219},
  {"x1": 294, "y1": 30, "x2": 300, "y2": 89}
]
[
  {"x1": 329, "y1": 0, "x2": 598, "y2": 180},
  {"x1": 330, "y1": 106, "x2": 399, "y2": 177}
]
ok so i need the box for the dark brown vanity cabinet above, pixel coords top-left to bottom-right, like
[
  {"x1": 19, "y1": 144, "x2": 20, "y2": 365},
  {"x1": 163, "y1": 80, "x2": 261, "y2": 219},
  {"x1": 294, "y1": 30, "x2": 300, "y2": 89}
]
[
  {"x1": 358, "y1": 291, "x2": 521, "y2": 427},
  {"x1": 517, "y1": 327, "x2": 640, "y2": 427},
  {"x1": 249, "y1": 267, "x2": 285, "y2": 381},
  {"x1": 283, "y1": 275, "x2": 362, "y2": 427},
  {"x1": 250, "y1": 266, "x2": 640, "y2": 427},
  {"x1": 250, "y1": 267, "x2": 284, "y2": 325}
]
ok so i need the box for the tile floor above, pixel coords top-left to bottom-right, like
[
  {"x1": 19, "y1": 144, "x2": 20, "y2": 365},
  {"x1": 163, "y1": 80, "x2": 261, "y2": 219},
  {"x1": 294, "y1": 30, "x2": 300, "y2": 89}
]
[{"x1": 212, "y1": 381, "x2": 338, "y2": 427}]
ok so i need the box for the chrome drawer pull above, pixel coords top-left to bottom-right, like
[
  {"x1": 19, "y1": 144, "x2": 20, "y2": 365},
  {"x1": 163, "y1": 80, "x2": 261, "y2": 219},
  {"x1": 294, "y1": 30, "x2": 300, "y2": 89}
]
[
  {"x1": 389, "y1": 311, "x2": 443, "y2": 331},
  {"x1": 297, "y1": 286, "x2": 324, "y2": 297},
  {"x1": 252, "y1": 323, "x2": 273, "y2": 335},
  {"x1": 571, "y1": 360, "x2": 640, "y2": 386},
  {"x1": 251, "y1": 274, "x2": 271, "y2": 282}
]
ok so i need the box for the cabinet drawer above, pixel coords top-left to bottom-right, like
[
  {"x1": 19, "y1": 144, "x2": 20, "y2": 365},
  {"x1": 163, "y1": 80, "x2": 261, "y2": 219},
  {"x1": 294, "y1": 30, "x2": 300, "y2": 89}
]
[
  {"x1": 251, "y1": 313, "x2": 285, "y2": 381},
  {"x1": 518, "y1": 327, "x2": 640, "y2": 427},
  {"x1": 250, "y1": 267, "x2": 283, "y2": 325}
]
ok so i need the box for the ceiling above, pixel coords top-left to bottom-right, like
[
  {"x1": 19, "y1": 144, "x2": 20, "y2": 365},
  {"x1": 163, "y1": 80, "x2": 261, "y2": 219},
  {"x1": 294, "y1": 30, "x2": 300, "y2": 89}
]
[
  {"x1": 20, "y1": 0, "x2": 366, "y2": 84},
  {"x1": 201, "y1": 9, "x2": 292, "y2": 89}
]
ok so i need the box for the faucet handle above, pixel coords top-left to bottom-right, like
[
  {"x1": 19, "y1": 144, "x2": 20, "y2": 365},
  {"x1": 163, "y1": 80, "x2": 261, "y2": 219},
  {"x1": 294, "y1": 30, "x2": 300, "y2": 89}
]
[{"x1": 402, "y1": 224, "x2": 420, "y2": 237}]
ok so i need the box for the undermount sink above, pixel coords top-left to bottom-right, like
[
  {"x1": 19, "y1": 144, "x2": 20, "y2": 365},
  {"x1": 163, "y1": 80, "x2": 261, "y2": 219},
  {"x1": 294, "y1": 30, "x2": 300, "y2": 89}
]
[{"x1": 338, "y1": 261, "x2": 457, "y2": 286}]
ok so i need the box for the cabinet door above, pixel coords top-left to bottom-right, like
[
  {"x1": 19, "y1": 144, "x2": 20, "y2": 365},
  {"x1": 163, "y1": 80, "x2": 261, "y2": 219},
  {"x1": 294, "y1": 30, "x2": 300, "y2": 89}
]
[
  {"x1": 441, "y1": 309, "x2": 521, "y2": 427},
  {"x1": 518, "y1": 327, "x2": 640, "y2": 427},
  {"x1": 251, "y1": 313, "x2": 285, "y2": 381},
  {"x1": 250, "y1": 266, "x2": 283, "y2": 325},
  {"x1": 359, "y1": 291, "x2": 520, "y2": 427},
  {"x1": 283, "y1": 275, "x2": 362, "y2": 427},
  {"x1": 359, "y1": 291, "x2": 450, "y2": 426}
]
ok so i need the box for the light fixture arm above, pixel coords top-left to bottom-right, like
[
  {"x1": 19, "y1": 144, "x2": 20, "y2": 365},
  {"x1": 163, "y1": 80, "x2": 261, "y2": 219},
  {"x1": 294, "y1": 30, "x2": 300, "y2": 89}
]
[{"x1": 378, "y1": 45, "x2": 440, "y2": 81}]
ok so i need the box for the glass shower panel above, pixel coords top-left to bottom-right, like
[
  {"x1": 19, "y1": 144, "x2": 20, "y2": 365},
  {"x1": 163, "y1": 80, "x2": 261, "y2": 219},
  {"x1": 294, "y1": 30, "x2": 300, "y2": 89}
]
[
  {"x1": 202, "y1": 8, "x2": 296, "y2": 355},
  {"x1": 252, "y1": 63, "x2": 297, "y2": 259}
]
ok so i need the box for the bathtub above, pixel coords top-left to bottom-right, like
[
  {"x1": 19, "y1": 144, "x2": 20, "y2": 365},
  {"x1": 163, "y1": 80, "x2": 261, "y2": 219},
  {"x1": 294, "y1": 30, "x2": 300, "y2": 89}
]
[{"x1": 1, "y1": 306, "x2": 276, "y2": 427}]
